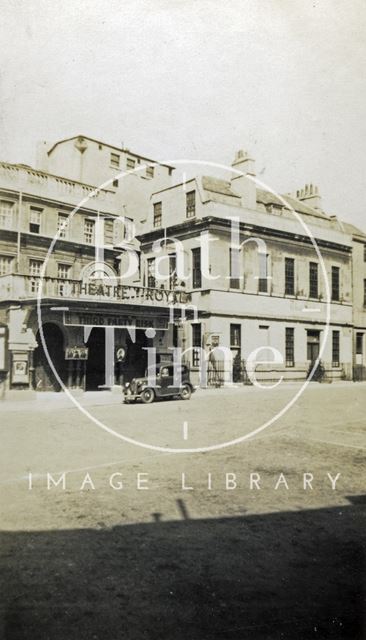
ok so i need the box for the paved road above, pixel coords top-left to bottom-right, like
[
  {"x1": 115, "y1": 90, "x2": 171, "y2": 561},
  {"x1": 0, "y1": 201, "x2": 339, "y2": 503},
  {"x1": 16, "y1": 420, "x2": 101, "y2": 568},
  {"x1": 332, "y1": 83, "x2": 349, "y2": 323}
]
[{"x1": 0, "y1": 384, "x2": 365, "y2": 638}]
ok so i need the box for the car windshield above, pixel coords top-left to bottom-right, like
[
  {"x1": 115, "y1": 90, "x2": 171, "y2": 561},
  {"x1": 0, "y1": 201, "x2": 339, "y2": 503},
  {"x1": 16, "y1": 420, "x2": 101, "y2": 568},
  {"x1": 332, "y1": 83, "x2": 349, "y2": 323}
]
[{"x1": 144, "y1": 364, "x2": 188, "y2": 377}]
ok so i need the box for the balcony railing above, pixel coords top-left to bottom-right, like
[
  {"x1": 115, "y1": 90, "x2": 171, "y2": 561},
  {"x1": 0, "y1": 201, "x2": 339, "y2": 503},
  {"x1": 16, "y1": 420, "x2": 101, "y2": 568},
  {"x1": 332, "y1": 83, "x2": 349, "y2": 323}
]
[
  {"x1": 0, "y1": 274, "x2": 191, "y2": 307},
  {"x1": 0, "y1": 162, "x2": 117, "y2": 212}
]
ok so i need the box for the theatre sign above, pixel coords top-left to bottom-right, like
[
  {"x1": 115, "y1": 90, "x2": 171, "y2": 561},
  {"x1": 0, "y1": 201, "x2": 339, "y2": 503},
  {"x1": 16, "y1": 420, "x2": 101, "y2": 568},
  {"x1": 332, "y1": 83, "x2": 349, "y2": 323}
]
[
  {"x1": 75, "y1": 282, "x2": 192, "y2": 306},
  {"x1": 0, "y1": 274, "x2": 191, "y2": 308}
]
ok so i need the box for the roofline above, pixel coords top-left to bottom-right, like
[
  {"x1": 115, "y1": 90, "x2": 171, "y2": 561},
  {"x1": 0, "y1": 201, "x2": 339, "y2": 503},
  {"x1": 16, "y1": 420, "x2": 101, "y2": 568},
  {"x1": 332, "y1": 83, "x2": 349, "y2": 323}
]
[
  {"x1": 138, "y1": 216, "x2": 352, "y2": 253},
  {"x1": 46, "y1": 135, "x2": 176, "y2": 170},
  {"x1": 0, "y1": 160, "x2": 115, "y2": 193},
  {"x1": 151, "y1": 178, "x2": 196, "y2": 197}
]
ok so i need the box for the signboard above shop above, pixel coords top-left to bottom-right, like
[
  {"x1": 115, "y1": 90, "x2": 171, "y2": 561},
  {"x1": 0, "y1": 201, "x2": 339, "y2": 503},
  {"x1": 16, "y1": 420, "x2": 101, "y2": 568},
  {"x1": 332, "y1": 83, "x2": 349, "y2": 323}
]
[{"x1": 64, "y1": 311, "x2": 169, "y2": 330}]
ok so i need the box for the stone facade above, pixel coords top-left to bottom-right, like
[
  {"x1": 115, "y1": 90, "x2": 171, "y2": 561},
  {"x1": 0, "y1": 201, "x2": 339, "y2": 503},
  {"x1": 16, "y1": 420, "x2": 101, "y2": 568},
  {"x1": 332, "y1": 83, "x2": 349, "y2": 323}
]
[{"x1": 0, "y1": 136, "x2": 365, "y2": 396}]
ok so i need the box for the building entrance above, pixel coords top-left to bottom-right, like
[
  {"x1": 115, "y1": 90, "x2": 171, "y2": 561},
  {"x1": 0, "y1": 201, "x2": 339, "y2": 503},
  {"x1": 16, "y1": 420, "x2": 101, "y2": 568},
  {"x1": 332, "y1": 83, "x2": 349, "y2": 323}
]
[
  {"x1": 85, "y1": 327, "x2": 106, "y2": 391},
  {"x1": 122, "y1": 330, "x2": 150, "y2": 382},
  {"x1": 85, "y1": 327, "x2": 153, "y2": 389},
  {"x1": 307, "y1": 330, "x2": 320, "y2": 363},
  {"x1": 34, "y1": 323, "x2": 66, "y2": 391}
]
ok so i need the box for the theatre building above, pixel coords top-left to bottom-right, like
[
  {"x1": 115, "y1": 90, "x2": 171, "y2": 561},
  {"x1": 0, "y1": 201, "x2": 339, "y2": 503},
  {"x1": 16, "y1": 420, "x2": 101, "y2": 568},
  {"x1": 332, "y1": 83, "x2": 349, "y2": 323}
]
[
  {"x1": 0, "y1": 137, "x2": 187, "y2": 396},
  {"x1": 0, "y1": 137, "x2": 364, "y2": 397}
]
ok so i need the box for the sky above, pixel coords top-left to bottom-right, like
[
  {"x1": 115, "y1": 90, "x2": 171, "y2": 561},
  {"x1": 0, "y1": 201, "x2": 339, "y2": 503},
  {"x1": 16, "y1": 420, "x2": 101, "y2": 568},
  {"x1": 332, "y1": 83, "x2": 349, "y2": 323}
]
[{"x1": 0, "y1": 0, "x2": 365, "y2": 227}]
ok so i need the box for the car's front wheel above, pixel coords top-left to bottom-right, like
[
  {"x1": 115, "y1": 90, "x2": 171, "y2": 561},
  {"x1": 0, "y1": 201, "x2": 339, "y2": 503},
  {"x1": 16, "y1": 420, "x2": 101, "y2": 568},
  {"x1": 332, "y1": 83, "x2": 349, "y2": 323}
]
[
  {"x1": 180, "y1": 384, "x2": 192, "y2": 400},
  {"x1": 140, "y1": 388, "x2": 155, "y2": 404}
]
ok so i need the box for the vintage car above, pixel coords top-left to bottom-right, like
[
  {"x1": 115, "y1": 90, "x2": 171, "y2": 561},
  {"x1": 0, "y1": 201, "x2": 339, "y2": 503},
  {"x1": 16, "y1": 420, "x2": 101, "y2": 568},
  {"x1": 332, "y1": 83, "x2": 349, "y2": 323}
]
[{"x1": 123, "y1": 363, "x2": 195, "y2": 404}]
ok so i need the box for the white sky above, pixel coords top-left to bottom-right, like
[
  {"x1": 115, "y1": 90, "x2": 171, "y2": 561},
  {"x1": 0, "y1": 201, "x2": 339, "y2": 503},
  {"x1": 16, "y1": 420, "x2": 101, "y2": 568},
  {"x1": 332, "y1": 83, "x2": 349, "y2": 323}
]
[{"x1": 0, "y1": 0, "x2": 365, "y2": 227}]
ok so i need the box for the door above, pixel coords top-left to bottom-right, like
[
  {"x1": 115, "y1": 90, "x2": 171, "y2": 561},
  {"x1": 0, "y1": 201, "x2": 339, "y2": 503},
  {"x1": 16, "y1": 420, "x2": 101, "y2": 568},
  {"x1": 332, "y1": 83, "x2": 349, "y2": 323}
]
[
  {"x1": 85, "y1": 327, "x2": 106, "y2": 390},
  {"x1": 307, "y1": 330, "x2": 320, "y2": 364},
  {"x1": 306, "y1": 330, "x2": 321, "y2": 380},
  {"x1": 34, "y1": 323, "x2": 65, "y2": 391},
  {"x1": 124, "y1": 330, "x2": 149, "y2": 382}
]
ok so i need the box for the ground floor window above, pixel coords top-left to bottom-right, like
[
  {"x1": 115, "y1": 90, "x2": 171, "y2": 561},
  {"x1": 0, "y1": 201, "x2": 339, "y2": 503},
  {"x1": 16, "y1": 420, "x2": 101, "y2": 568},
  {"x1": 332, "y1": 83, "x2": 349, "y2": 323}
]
[
  {"x1": 192, "y1": 323, "x2": 201, "y2": 368},
  {"x1": 230, "y1": 324, "x2": 241, "y2": 348},
  {"x1": 285, "y1": 327, "x2": 295, "y2": 367},
  {"x1": 332, "y1": 330, "x2": 340, "y2": 367},
  {"x1": 356, "y1": 332, "x2": 363, "y2": 356}
]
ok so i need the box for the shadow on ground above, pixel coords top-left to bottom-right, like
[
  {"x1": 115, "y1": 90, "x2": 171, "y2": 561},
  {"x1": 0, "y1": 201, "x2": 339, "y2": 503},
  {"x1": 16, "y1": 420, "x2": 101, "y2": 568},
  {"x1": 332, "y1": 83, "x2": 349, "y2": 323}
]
[{"x1": 0, "y1": 496, "x2": 365, "y2": 639}]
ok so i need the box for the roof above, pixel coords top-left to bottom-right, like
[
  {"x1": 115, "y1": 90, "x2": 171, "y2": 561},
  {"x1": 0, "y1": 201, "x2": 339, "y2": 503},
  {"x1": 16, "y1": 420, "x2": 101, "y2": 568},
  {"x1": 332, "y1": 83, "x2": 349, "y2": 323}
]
[
  {"x1": 46, "y1": 135, "x2": 175, "y2": 170},
  {"x1": 256, "y1": 188, "x2": 329, "y2": 220},
  {"x1": 201, "y1": 176, "x2": 240, "y2": 198},
  {"x1": 342, "y1": 222, "x2": 366, "y2": 240}
]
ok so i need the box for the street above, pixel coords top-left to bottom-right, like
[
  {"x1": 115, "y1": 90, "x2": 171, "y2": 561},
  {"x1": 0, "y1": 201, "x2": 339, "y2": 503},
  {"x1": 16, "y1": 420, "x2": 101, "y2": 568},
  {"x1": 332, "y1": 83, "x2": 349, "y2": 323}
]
[{"x1": 0, "y1": 383, "x2": 365, "y2": 639}]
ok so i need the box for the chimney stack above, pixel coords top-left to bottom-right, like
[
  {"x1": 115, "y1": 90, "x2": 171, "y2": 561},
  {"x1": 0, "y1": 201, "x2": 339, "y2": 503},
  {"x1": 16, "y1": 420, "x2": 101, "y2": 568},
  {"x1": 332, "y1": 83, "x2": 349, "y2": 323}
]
[
  {"x1": 35, "y1": 140, "x2": 49, "y2": 171},
  {"x1": 295, "y1": 184, "x2": 322, "y2": 210},
  {"x1": 230, "y1": 149, "x2": 256, "y2": 210}
]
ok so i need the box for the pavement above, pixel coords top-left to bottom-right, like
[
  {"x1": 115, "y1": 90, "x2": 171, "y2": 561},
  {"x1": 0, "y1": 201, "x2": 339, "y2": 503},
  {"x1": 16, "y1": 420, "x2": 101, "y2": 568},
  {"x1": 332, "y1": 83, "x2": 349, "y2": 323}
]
[{"x1": 1, "y1": 379, "x2": 365, "y2": 412}]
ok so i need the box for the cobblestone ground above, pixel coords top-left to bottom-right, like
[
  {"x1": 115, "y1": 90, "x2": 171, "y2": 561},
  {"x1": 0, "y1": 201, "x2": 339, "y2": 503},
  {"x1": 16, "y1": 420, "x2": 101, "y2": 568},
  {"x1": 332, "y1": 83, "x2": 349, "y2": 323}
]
[{"x1": 0, "y1": 383, "x2": 365, "y2": 639}]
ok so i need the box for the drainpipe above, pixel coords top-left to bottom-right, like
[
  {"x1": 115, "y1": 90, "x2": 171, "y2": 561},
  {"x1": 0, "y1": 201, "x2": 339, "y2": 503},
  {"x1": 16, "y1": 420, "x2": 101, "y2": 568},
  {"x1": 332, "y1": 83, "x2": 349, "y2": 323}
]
[{"x1": 17, "y1": 191, "x2": 22, "y2": 271}]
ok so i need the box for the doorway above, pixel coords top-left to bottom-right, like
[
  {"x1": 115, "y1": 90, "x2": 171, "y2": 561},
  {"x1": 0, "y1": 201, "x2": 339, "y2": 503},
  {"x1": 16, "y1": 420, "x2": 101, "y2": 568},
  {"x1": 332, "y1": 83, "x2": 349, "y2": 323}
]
[
  {"x1": 124, "y1": 330, "x2": 150, "y2": 381},
  {"x1": 307, "y1": 330, "x2": 320, "y2": 363},
  {"x1": 85, "y1": 327, "x2": 106, "y2": 390},
  {"x1": 34, "y1": 323, "x2": 65, "y2": 391}
]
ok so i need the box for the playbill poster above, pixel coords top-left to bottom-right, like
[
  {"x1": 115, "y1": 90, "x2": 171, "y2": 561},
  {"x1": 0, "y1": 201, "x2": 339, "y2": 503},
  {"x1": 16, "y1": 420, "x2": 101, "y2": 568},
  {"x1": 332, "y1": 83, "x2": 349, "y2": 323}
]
[{"x1": 0, "y1": 1, "x2": 365, "y2": 638}]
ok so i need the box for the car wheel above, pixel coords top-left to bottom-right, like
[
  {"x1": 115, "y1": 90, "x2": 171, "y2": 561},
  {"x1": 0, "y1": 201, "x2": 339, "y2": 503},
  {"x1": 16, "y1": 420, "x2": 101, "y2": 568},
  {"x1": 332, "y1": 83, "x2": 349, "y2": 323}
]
[
  {"x1": 141, "y1": 388, "x2": 155, "y2": 404},
  {"x1": 180, "y1": 384, "x2": 192, "y2": 400}
]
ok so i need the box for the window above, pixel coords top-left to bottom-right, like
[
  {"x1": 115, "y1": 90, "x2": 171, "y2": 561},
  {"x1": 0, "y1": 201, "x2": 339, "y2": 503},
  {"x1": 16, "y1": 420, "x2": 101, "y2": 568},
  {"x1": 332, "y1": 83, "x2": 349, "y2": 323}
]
[
  {"x1": 229, "y1": 248, "x2": 240, "y2": 289},
  {"x1": 364, "y1": 279, "x2": 366, "y2": 306},
  {"x1": 356, "y1": 333, "x2": 363, "y2": 355},
  {"x1": 332, "y1": 330, "x2": 340, "y2": 367},
  {"x1": 153, "y1": 202, "x2": 162, "y2": 228},
  {"x1": 103, "y1": 219, "x2": 114, "y2": 245},
  {"x1": 331, "y1": 266, "x2": 340, "y2": 301},
  {"x1": 169, "y1": 254, "x2": 176, "y2": 289},
  {"x1": 0, "y1": 200, "x2": 14, "y2": 229},
  {"x1": 0, "y1": 255, "x2": 13, "y2": 275},
  {"x1": 285, "y1": 258, "x2": 295, "y2": 296},
  {"x1": 58, "y1": 263, "x2": 71, "y2": 279},
  {"x1": 285, "y1": 328, "x2": 295, "y2": 367},
  {"x1": 58, "y1": 263, "x2": 71, "y2": 297},
  {"x1": 57, "y1": 213, "x2": 69, "y2": 239},
  {"x1": 258, "y1": 254, "x2": 270, "y2": 293},
  {"x1": 192, "y1": 247, "x2": 202, "y2": 288},
  {"x1": 147, "y1": 258, "x2": 156, "y2": 288},
  {"x1": 120, "y1": 217, "x2": 134, "y2": 242},
  {"x1": 127, "y1": 157, "x2": 136, "y2": 170},
  {"x1": 84, "y1": 219, "x2": 95, "y2": 245},
  {"x1": 309, "y1": 262, "x2": 318, "y2": 298},
  {"x1": 192, "y1": 323, "x2": 202, "y2": 367},
  {"x1": 29, "y1": 206, "x2": 42, "y2": 234},
  {"x1": 110, "y1": 152, "x2": 120, "y2": 168},
  {"x1": 186, "y1": 191, "x2": 196, "y2": 218},
  {"x1": 230, "y1": 324, "x2": 241, "y2": 347},
  {"x1": 29, "y1": 259, "x2": 43, "y2": 276},
  {"x1": 29, "y1": 259, "x2": 43, "y2": 292},
  {"x1": 112, "y1": 179, "x2": 119, "y2": 188},
  {"x1": 146, "y1": 166, "x2": 154, "y2": 179}
]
